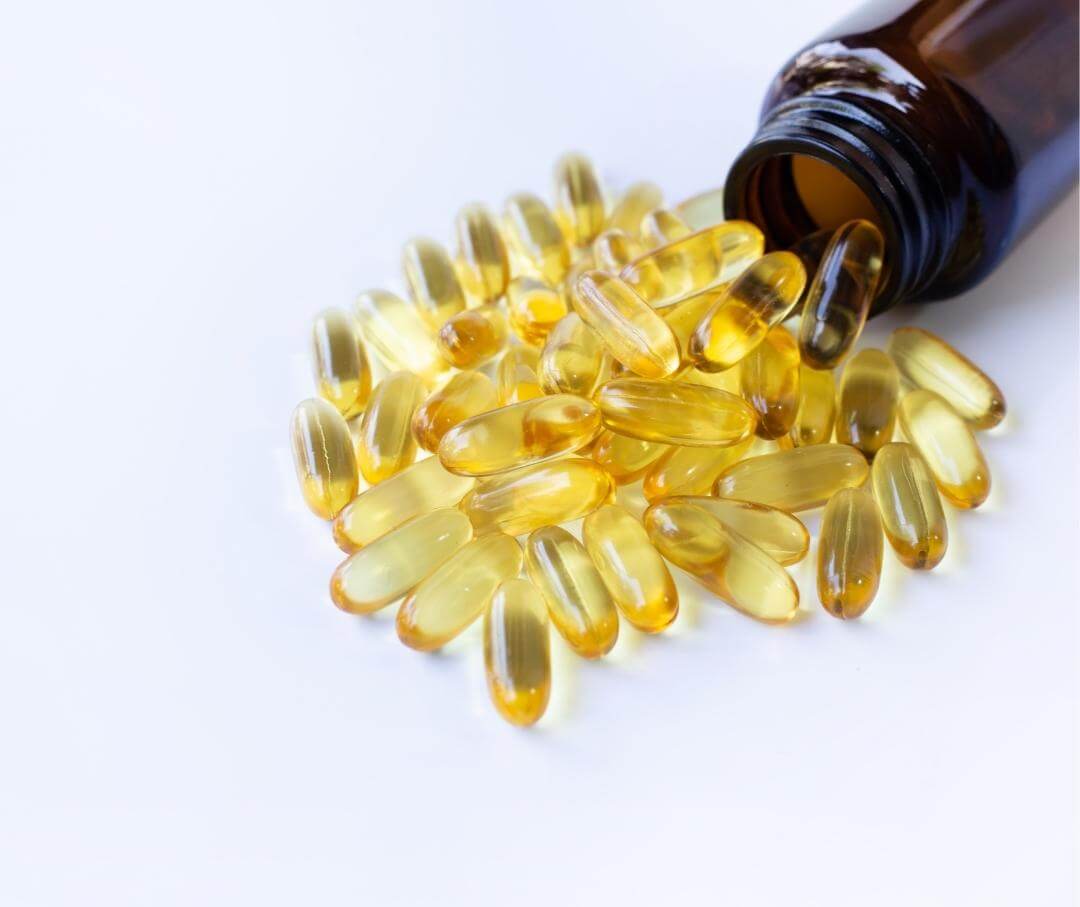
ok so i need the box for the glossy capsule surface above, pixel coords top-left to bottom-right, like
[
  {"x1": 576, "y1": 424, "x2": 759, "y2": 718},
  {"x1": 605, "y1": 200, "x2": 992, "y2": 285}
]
[
  {"x1": 661, "y1": 285, "x2": 729, "y2": 366},
  {"x1": 525, "y1": 526, "x2": 619, "y2": 658},
  {"x1": 886, "y1": 327, "x2": 1006, "y2": 429},
  {"x1": 642, "y1": 437, "x2": 753, "y2": 501},
  {"x1": 505, "y1": 276, "x2": 567, "y2": 347},
  {"x1": 396, "y1": 532, "x2": 522, "y2": 651},
  {"x1": 538, "y1": 313, "x2": 609, "y2": 397},
  {"x1": 608, "y1": 181, "x2": 663, "y2": 236},
  {"x1": 329, "y1": 509, "x2": 473, "y2": 614},
  {"x1": 669, "y1": 496, "x2": 809, "y2": 566},
  {"x1": 836, "y1": 348, "x2": 900, "y2": 457},
  {"x1": 674, "y1": 186, "x2": 725, "y2": 230},
  {"x1": 437, "y1": 305, "x2": 507, "y2": 368},
  {"x1": 454, "y1": 203, "x2": 510, "y2": 303},
  {"x1": 740, "y1": 325, "x2": 800, "y2": 440},
  {"x1": 290, "y1": 398, "x2": 359, "y2": 519},
  {"x1": 644, "y1": 500, "x2": 799, "y2": 624},
  {"x1": 353, "y1": 289, "x2": 450, "y2": 386},
  {"x1": 641, "y1": 207, "x2": 691, "y2": 247},
  {"x1": 412, "y1": 371, "x2": 498, "y2": 452},
  {"x1": 596, "y1": 378, "x2": 757, "y2": 447},
  {"x1": 593, "y1": 228, "x2": 645, "y2": 272},
  {"x1": 310, "y1": 308, "x2": 372, "y2": 419},
  {"x1": 439, "y1": 394, "x2": 601, "y2": 476},
  {"x1": 779, "y1": 364, "x2": 836, "y2": 448},
  {"x1": 799, "y1": 220, "x2": 884, "y2": 368},
  {"x1": 462, "y1": 458, "x2": 615, "y2": 537},
  {"x1": 502, "y1": 193, "x2": 571, "y2": 286},
  {"x1": 496, "y1": 346, "x2": 543, "y2": 404},
  {"x1": 355, "y1": 371, "x2": 426, "y2": 484},
  {"x1": 583, "y1": 505, "x2": 678, "y2": 632},
  {"x1": 871, "y1": 442, "x2": 948, "y2": 569},
  {"x1": 817, "y1": 488, "x2": 884, "y2": 619},
  {"x1": 591, "y1": 430, "x2": 669, "y2": 485},
  {"x1": 484, "y1": 579, "x2": 551, "y2": 727},
  {"x1": 401, "y1": 237, "x2": 466, "y2": 328},
  {"x1": 715, "y1": 443, "x2": 869, "y2": 511},
  {"x1": 552, "y1": 152, "x2": 605, "y2": 246},
  {"x1": 898, "y1": 389, "x2": 991, "y2": 508}
]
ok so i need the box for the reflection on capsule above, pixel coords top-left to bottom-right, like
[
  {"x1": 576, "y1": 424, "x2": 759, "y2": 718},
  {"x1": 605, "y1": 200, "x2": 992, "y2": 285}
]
[
  {"x1": 402, "y1": 237, "x2": 467, "y2": 328},
  {"x1": 817, "y1": 487, "x2": 884, "y2": 619},
  {"x1": 437, "y1": 305, "x2": 508, "y2": 369},
  {"x1": 667, "y1": 496, "x2": 809, "y2": 565},
  {"x1": 836, "y1": 348, "x2": 900, "y2": 457},
  {"x1": 412, "y1": 371, "x2": 498, "y2": 452},
  {"x1": 502, "y1": 193, "x2": 571, "y2": 286},
  {"x1": 779, "y1": 364, "x2": 836, "y2": 449},
  {"x1": 355, "y1": 371, "x2": 426, "y2": 484},
  {"x1": 505, "y1": 277, "x2": 567, "y2": 347},
  {"x1": 454, "y1": 203, "x2": 510, "y2": 303},
  {"x1": 591, "y1": 430, "x2": 669, "y2": 485},
  {"x1": 311, "y1": 308, "x2": 372, "y2": 419},
  {"x1": 484, "y1": 579, "x2": 552, "y2": 726},
  {"x1": 553, "y1": 152, "x2": 605, "y2": 246},
  {"x1": 608, "y1": 181, "x2": 664, "y2": 236},
  {"x1": 714, "y1": 444, "x2": 869, "y2": 511},
  {"x1": 642, "y1": 438, "x2": 753, "y2": 502},
  {"x1": 870, "y1": 442, "x2": 948, "y2": 569},
  {"x1": 740, "y1": 325, "x2": 800, "y2": 440},
  {"x1": 353, "y1": 289, "x2": 450, "y2": 385},
  {"x1": 290, "y1": 398, "x2": 359, "y2": 520},
  {"x1": 538, "y1": 313, "x2": 609, "y2": 397}
]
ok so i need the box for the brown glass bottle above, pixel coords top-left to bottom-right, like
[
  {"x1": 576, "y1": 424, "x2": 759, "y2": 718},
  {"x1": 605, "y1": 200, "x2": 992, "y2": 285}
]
[{"x1": 725, "y1": 0, "x2": 1079, "y2": 312}]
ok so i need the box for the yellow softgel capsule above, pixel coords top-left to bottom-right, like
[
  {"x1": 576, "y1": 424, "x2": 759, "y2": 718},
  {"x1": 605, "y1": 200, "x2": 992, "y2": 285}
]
[
  {"x1": 779, "y1": 364, "x2": 836, "y2": 449},
  {"x1": 396, "y1": 532, "x2": 523, "y2": 651},
  {"x1": 898, "y1": 389, "x2": 991, "y2": 508},
  {"x1": 353, "y1": 289, "x2": 450, "y2": 386},
  {"x1": 817, "y1": 487, "x2": 884, "y2": 620},
  {"x1": 454, "y1": 203, "x2": 510, "y2": 304},
  {"x1": 591, "y1": 430, "x2": 669, "y2": 485},
  {"x1": 596, "y1": 377, "x2": 757, "y2": 447},
  {"x1": 438, "y1": 394, "x2": 602, "y2": 476},
  {"x1": 412, "y1": 371, "x2": 498, "y2": 453},
  {"x1": 553, "y1": 152, "x2": 606, "y2": 246},
  {"x1": 644, "y1": 499, "x2": 799, "y2": 624},
  {"x1": 505, "y1": 276, "x2": 567, "y2": 347},
  {"x1": 538, "y1": 313, "x2": 609, "y2": 397},
  {"x1": 836, "y1": 348, "x2": 900, "y2": 457},
  {"x1": 668, "y1": 496, "x2": 809, "y2": 566},
  {"x1": 525, "y1": 526, "x2": 619, "y2": 658},
  {"x1": 355, "y1": 371, "x2": 426, "y2": 484},
  {"x1": 462, "y1": 458, "x2": 615, "y2": 536},
  {"x1": 607, "y1": 181, "x2": 664, "y2": 236},
  {"x1": 641, "y1": 207, "x2": 692, "y2": 248},
  {"x1": 740, "y1": 325, "x2": 800, "y2": 440},
  {"x1": 714, "y1": 443, "x2": 869, "y2": 511},
  {"x1": 436, "y1": 305, "x2": 508, "y2": 369},
  {"x1": 502, "y1": 192, "x2": 571, "y2": 286},
  {"x1": 573, "y1": 271, "x2": 681, "y2": 378},
  {"x1": 871, "y1": 442, "x2": 948, "y2": 569},
  {"x1": 642, "y1": 437, "x2": 753, "y2": 502},
  {"x1": 886, "y1": 327, "x2": 1006, "y2": 429},
  {"x1": 689, "y1": 251, "x2": 807, "y2": 372},
  {"x1": 583, "y1": 505, "x2": 678, "y2": 632},
  {"x1": 674, "y1": 186, "x2": 726, "y2": 230},
  {"x1": 329, "y1": 508, "x2": 474, "y2": 614},
  {"x1": 484, "y1": 579, "x2": 551, "y2": 727},
  {"x1": 401, "y1": 237, "x2": 467, "y2": 328},
  {"x1": 496, "y1": 346, "x2": 544, "y2": 404},
  {"x1": 661, "y1": 284, "x2": 729, "y2": 366},
  {"x1": 593, "y1": 228, "x2": 645, "y2": 272},
  {"x1": 798, "y1": 220, "x2": 884, "y2": 368},
  {"x1": 290, "y1": 398, "x2": 359, "y2": 520},
  {"x1": 310, "y1": 308, "x2": 372, "y2": 419}
]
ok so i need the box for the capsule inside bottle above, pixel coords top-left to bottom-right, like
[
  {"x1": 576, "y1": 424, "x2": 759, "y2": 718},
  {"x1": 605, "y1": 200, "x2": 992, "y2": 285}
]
[
  {"x1": 739, "y1": 325, "x2": 800, "y2": 440},
  {"x1": 290, "y1": 398, "x2": 360, "y2": 520},
  {"x1": 412, "y1": 371, "x2": 498, "y2": 452},
  {"x1": 311, "y1": 308, "x2": 372, "y2": 419},
  {"x1": 836, "y1": 348, "x2": 900, "y2": 457},
  {"x1": 484, "y1": 579, "x2": 552, "y2": 727},
  {"x1": 355, "y1": 371, "x2": 426, "y2": 484},
  {"x1": 402, "y1": 237, "x2": 467, "y2": 328},
  {"x1": 870, "y1": 442, "x2": 948, "y2": 569},
  {"x1": 714, "y1": 443, "x2": 869, "y2": 511},
  {"x1": 817, "y1": 487, "x2": 884, "y2": 620}
]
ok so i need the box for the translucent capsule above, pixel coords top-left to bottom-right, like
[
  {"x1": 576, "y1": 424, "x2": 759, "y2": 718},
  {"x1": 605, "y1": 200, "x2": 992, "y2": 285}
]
[
  {"x1": 353, "y1": 289, "x2": 450, "y2": 386},
  {"x1": 552, "y1": 152, "x2": 605, "y2": 246},
  {"x1": 787, "y1": 229, "x2": 833, "y2": 282},
  {"x1": 437, "y1": 304, "x2": 508, "y2": 368},
  {"x1": 484, "y1": 579, "x2": 551, "y2": 727},
  {"x1": 689, "y1": 251, "x2": 807, "y2": 371},
  {"x1": 668, "y1": 496, "x2": 809, "y2": 566},
  {"x1": 836, "y1": 348, "x2": 900, "y2": 457},
  {"x1": 871, "y1": 442, "x2": 948, "y2": 569},
  {"x1": 310, "y1": 308, "x2": 372, "y2": 419},
  {"x1": 396, "y1": 532, "x2": 522, "y2": 651},
  {"x1": 538, "y1": 312, "x2": 609, "y2": 397},
  {"x1": 505, "y1": 276, "x2": 567, "y2": 347},
  {"x1": 525, "y1": 526, "x2": 619, "y2": 658},
  {"x1": 898, "y1": 389, "x2": 991, "y2": 508},
  {"x1": 641, "y1": 207, "x2": 692, "y2": 248},
  {"x1": 886, "y1": 327, "x2": 1006, "y2": 429},
  {"x1": 591, "y1": 430, "x2": 669, "y2": 485},
  {"x1": 454, "y1": 203, "x2": 510, "y2": 303},
  {"x1": 798, "y1": 220, "x2": 884, "y2": 368},
  {"x1": 644, "y1": 500, "x2": 799, "y2": 624},
  {"x1": 401, "y1": 237, "x2": 466, "y2": 328},
  {"x1": 596, "y1": 377, "x2": 757, "y2": 447},
  {"x1": 573, "y1": 271, "x2": 681, "y2": 378},
  {"x1": 502, "y1": 192, "x2": 571, "y2": 286},
  {"x1": 642, "y1": 437, "x2": 753, "y2": 502},
  {"x1": 714, "y1": 443, "x2": 869, "y2": 511},
  {"x1": 329, "y1": 509, "x2": 473, "y2": 614},
  {"x1": 290, "y1": 398, "x2": 359, "y2": 519},
  {"x1": 593, "y1": 228, "x2": 645, "y2": 272},
  {"x1": 674, "y1": 186, "x2": 726, "y2": 230},
  {"x1": 740, "y1": 325, "x2": 800, "y2": 440},
  {"x1": 462, "y1": 458, "x2": 615, "y2": 536},
  {"x1": 331, "y1": 456, "x2": 475, "y2": 553},
  {"x1": 608, "y1": 181, "x2": 664, "y2": 236},
  {"x1": 817, "y1": 487, "x2": 884, "y2": 619},
  {"x1": 496, "y1": 346, "x2": 543, "y2": 404},
  {"x1": 661, "y1": 284, "x2": 729, "y2": 366},
  {"x1": 583, "y1": 505, "x2": 678, "y2": 632},
  {"x1": 779, "y1": 364, "x2": 836, "y2": 449},
  {"x1": 438, "y1": 394, "x2": 601, "y2": 476},
  {"x1": 355, "y1": 371, "x2": 426, "y2": 484},
  {"x1": 412, "y1": 371, "x2": 498, "y2": 453}
]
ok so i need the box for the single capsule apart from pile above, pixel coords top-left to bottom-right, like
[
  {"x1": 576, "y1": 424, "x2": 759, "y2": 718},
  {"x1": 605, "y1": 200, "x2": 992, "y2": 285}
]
[
  {"x1": 817, "y1": 487, "x2": 884, "y2": 619},
  {"x1": 290, "y1": 398, "x2": 359, "y2": 519},
  {"x1": 836, "y1": 348, "x2": 900, "y2": 457},
  {"x1": 412, "y1": 371, "x2": 498, "y2": 452},
  {"x1": 310, "y1": 308, "x2": 371, "y2": 419},
  {"x1": 552, "y1": 152, "x2": 605, "y2": 246},
  {"x1": 714, "y1": 444, "x2": 869, "y2": 511},
  {"x1": 454, "y1": 203, "x2": 510, "y2": 303},
  {"x1": 355, "y1": 370, "x2": 426, "y2": 484},
  {"x1": 402, "y1": 237, "x2": 467, "y2": 328},
  {"x1": 779, "y1": 364, "x2": 836, "y2": 448},
  {"x1": 485, "y1": 579, "x2": 552, "y2": 727},
  {"x1": 871, "y1": 442, "x2": 948, "y2": 569},
  {"x1": 667, "y1": 496, "x2": 810, "y2": 566},
  {"x1": 502, "y1": 193, "x2": 571, "y2": 286},
  {"x1": 353, "y1": 289, "x2": 450, "y2": 385},
  {"x1": 740, "y1": 325, "x2": 800, "y2": 439}
]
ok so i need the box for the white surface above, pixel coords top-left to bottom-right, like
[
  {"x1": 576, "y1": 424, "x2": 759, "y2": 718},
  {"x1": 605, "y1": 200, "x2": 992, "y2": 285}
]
[{"x1": 1, "y1": 1, "x2": 1077, "y2": 904}]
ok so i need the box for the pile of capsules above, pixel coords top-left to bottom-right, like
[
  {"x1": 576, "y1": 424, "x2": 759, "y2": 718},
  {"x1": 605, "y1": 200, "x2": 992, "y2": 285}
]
[{"x1": 289, "y1": 153, "x2": 1005, "y2": 727}]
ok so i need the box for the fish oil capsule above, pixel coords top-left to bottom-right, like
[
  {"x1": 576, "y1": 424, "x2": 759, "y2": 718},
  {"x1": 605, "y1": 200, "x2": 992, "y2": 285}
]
[
  {"x1": 593, "y1": 228, "x2": 645, "y2": 272},
  {"x1": 690, "y1": 251, "x2": 807, "y2": 371},
  {"x1": 661, "y1": 284, "x2": 730, "y2": 366},
  {"x1": 525, "y1": 526, "x2": 619, "y2": 658},
  {"x1": 331, "y1": 456, "x2": 475, "y2": 553},
  {"x1": 608, "y1": 181, "x2": 664, "y2": 236},
  {"x1": 462, "y1": 458, "x2": 615, "y2": 537},
  {"x1": 538, "y1": 312, "x2": 609, "y2": 397},
  {"x1": 310, "y1": 308, "x2": 372, "y2": 419},
  {"x1": 715, "y1": 443, "x2": 869, "y2": 511},
  {"x1": 591, "y1": 430, "x2": 669, "y2": 485},
  {"x1": 573, "y1": 271, "x2": 681, "y2": 378},
  {"x1": 886, "y1": 327, "x2": 1006, "y2": 429},
  {"x1": 596, "y1": 377, "x2": 757, "y2": 447},
  {"x1": 674, "y1": 186, "x2": 725, "y2": 230},
  {"x1": 798, "y1": 220, "x2": 884, "y2": 368},
  {"x1": 640, "y1": 207, "x2": 692, "y2": 248},
  {"x1": 496, "y1": 346, "x2": 543, "y2": 404},
  {"x1": 290, "y1": 398, "x2": 359, "y2": 519},
  {"x1": 436, "y1": 304, "x2": 508, "y2": 368},
  {"x1": 401, "y1": 237, "x2": 466, "y2": 328},
  {"x1": 355, "y1": 371, "x2": 426, "y2": 484},
  {"x1": 502, "y1": 192, "x2": 571, "y2": 286},
  {"x1": 898, "y1": 389, "x2": 991, "y2": 508},
  {"x1": 330, "y1": 508, "x2": 473, "y2": 614},
  {"x1": 817, "y1": 487, "x2": 884, "y2": 619},
  {"x1": 871, "y1": 442, "x2": 948, "y2": 569},
  {"x1": 644, "y1": 500, "x2": 799, "y2": 624},
  {"x1": 740, "y1": 325, "x2": 800, "y2": 440},
  {"x1": 668, "y1": 496, "x2": 809, "y2": 566},
  {"x1": 438, "y1": 394, "x2": 602, "y2": 476},
  {"x1": 412, "y1": 371, "x2": 498, "y2": 453},
  {"x1": 583, "y1": 505, "x2": 678, "y2": 633},
  {"x1": 353, "y1": 289, "x2": 450, "y2": 386},
  {"x1": 484, "y1": 579, "x2": 551, "y2": 727},
  {"x1": 836, "y1": 348, "x2": 900, "y2": 457},
  {"x1": 553, "y1": 152, "x2": 606, "y2": 246},
  {"x1": 779, "y1": 364, "x2": 836, "y2": 449},
  {"x1": 396, "y1": 532, "x2": 523, "y2": 651},
  {"x1": 642, "y1": 437, "x2": 753, "y2": 502},
  {"x1": 505, "y1": 276, "x2": 567, "y2": 347},
  {"x1": 454, "y1": 203, "x2": 511, "y2": 304}
]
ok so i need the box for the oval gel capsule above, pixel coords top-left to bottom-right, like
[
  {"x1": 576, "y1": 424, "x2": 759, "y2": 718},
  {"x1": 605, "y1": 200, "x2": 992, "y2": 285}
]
[
  {"x1": 714, "y1": 444, "x2": 869, "y2": 511},
  {"x1": 674, "y1": 186, "x2": 726, "y2": 230},
  {"x1": 608, "y1": 181, "x2": 664, "y2": 236},
  {"x1": 505, "y1": 276, "x2": 567, "y2": 347},
  {"x1": 740, "y1": 325, "x2": 800, "y2": 440},
  {"x1": 642, "y1": 438, "x2": 753, "y2": 502},
  {"x1": 290, "y1": 398, "x2": 359, "y2": 520},
  {"x1": 641, "y1": 207, "x2": 692, "y2": 248},
  {"x1": 502, "y1": 192, "x2": 571, "y2": 286},
  {"x1": 484, "y1": 579, "x2": 552, "y2": 727},
  {"x1": 412, "y1": 371, "x2": 498, "y2": 452},
  {"x1": 402, "y1": 237, "x2": 467, "y2": 328},
  {"x1": 593, "y1": 228, "x2": 645, "y2": 272},
  {"x1": 871, "y1": 442, "x2": 948, "y2": 569},
  {"x1": 496, "y1": 346, "x2": 544, "y2": 404},
  {"x1": 591, "y1": 430, "x2": 669, "y2": 485},
  {"x1": 311, "y1": 308, "x2": 372, "y2": 419},
  {"x1": 666, "y1": 496, "x2": 810, "y2": 566},
  {"x1": 817, "y1": 487, "x2": 884, "y2": 619},
  {"x1": 779, "y1": 364, "x2": 836, "y2": 448},
  {"x1": 538, "y1": 313, "x2": 609, "y2": 397},
  {"x1": 553, "y1": 152, "x2": 606, "y2": 246},
  {"x1": 353, "y1": 289, "x2": 450, "y2": 386},
  {"x1": 355, "y1": 371, "x2": 426, "y2": 484},
  {"x1": 836, "y1": 348, "x2": 900, "y2": 457},
  {"x1": 437, "y1": 305, "x2": 508, "y2": 368},
  {"x1": 454, "y1": 203, "x2": 510, "y2": 304}
]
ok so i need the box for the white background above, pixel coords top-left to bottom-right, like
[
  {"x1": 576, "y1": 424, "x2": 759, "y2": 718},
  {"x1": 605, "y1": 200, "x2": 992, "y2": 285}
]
[{"x1": 1, "y1": 1, "x2": 1077, "y2": 904}]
